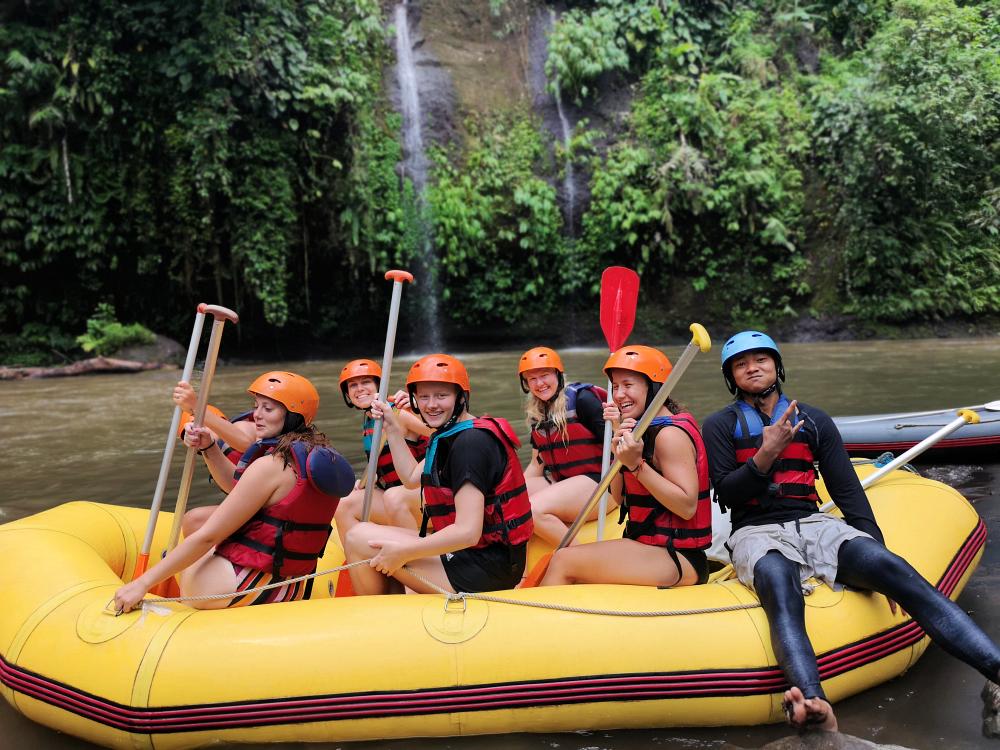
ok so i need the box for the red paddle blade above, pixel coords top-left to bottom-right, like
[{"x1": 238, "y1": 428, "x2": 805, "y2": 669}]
[{"x1": 600, "y1": 267, "x2": 640, "y2": 352}]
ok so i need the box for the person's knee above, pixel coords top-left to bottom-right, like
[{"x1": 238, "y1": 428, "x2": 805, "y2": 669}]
[
  {"x1": 546, "y1": 548, "x2": 577, "y2": 583},
  {"x1": 335, "y1": 490, "x2": 363, "y2": 521},
  {"x1": 841, "y1": 537, "x2": 921, "y2": 589},
  {"x1": 383, "y1": 487, "x2": 410, "y2": 514},
  {"x1": 181, "y1": 506, "x2": 212, "y2": 537},
  {"x1": 344, "y1": 522, "x2": 375, "y2": 556},
  {"x1": 754, "y1": 552, "x2": 801, "y2": 610}
]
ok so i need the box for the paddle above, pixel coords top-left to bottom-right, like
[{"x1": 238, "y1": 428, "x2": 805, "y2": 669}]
[
  {"x1": 162, "y1": 305, "x2": 239, "y2": 557},
  {"x1": 521, "y1": 323, "x2": 712, "y2": 587},
  {"x1": 595, "y1": 267, "x2": 640, "y2": 541},
  {"x1": 820, "y1": 402, "x2": 998, "y2": 512},
  {"x1": 131, "y1": 304, "x2": 209, "y2": 581},
  {"x1": 361, "y1": 270, "x2": 414, "y2": 522}
]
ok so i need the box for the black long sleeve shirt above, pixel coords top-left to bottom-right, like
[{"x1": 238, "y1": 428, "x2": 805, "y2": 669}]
[{"x1": 702, "y1": 400, "x2": 884, "y2": 544}]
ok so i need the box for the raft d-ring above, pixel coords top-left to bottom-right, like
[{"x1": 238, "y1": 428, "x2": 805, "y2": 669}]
[{"x1": 444, "y1": 594, "x2": 468, "y2": 614}]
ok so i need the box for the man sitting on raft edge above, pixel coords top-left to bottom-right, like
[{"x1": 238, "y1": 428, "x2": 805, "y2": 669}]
[{"x1": 702, "y1": 331, "x2": 1000, "y2": 733}]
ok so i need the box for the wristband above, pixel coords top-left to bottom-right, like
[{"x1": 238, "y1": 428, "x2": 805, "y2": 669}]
[
  {"x1": 626, "y1": 458, "x2": 645, "y2": 474},
  {"x1": 197, "y1": 442, "x2": 216, "y2": 456}
]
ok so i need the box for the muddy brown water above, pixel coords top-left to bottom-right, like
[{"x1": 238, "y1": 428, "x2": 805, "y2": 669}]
[{"x1": 1, "y1": 338, "x2": 998, "y2": 749}]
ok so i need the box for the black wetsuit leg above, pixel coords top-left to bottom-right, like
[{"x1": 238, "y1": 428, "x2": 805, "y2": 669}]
[
  {"x1": 753, "y1": 550, "x2": 826, "y2": 700},
  {"x1": 836, "y1": 536, "x2": 1000, "y2": 682}
]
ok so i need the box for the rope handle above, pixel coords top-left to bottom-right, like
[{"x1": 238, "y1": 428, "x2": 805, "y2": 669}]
[{"x1": 109, "y1": 559, "x2": 765, "y2": 620}]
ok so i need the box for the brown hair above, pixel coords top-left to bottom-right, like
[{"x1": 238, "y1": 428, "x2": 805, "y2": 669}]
[{"x1": 272, "y1": 424, "x2": 331, "y2": 469}]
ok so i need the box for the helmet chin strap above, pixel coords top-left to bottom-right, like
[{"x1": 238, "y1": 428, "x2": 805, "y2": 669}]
[
  {"x1": 413, "y1": 388, "x2": 468, "y2": 432},
  {"x1": 438, "y1": 392, "x2": 467, "y2": 432},
  {"x1": 742, "y1": 380, "x2": 781, "y2": 412}
]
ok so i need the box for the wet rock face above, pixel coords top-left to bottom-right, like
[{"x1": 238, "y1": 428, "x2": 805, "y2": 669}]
[
  {"x1": 114, "y1": 334, "x2": 186, "y2": 366},
  {"x1": 722, "y1": 731, "x2": 916, "y2": 749},
  {"x1": 982, "y1": 679, "x2": 1000, "y2": 738},
  {"x1": 386, "y1": 0, "x2": 459, "y2": 151}
]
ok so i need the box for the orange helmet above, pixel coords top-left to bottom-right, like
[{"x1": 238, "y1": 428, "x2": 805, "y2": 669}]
[
  {"x1": 405, "y1": 354, "x2": 471, "y2": 427},
  {"x1": 517, "y1": 347, "x2": 564, "y2": 375},
  {"x1": 517, "y1": 346, "x2": 565, "y2": 394},
  {"x1": 177, "y1": 404, "x2": 227, "y2": 438},
  {"x1": 604, "y1": 345, "x2": 672, "y2": 383},
  {"x1": 247, "y1": 371, "x2": 319, "y2": 424},
  {"x1": 405, "y1": 354, "x2": 471, "y2": 393},
  {"x1": 339, "y1": 359, "x2": 381, "y2": 408}
]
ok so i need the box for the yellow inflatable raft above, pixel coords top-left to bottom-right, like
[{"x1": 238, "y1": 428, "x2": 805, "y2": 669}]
[{"x1": 0, "y1": 466, "x2": 985, "y2": 749}]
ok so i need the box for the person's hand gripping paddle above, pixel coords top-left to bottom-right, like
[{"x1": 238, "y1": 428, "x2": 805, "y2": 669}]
[
  {"x1": 161, "y1": 306, "x2": 239, "y2": 557},
  {"x1": 131, "y1": 303, "x2": 210, "y2": 581},
  {"x1": 595, "y1": 267, "x2": 639, "y2": 540},
  {"x1": 361, "y1": 270, "x2": 414, "y2": 522},
  {"x1": 521, "y1": 323, "x2": 712, "y2": 587}
]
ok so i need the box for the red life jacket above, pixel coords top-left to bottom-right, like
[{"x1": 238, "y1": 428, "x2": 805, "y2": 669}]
[
  {"x1": 216, "y1": 442, "x2": 341, "y2": 577},
  {"x1": 420, "y1": 417, "x2": 533, "y2": 549},
  {"x1": 732, "y1": 396, "x2": 819, "y2": 511},
  {"x1": 530, "y1": 382, "x2": 607, "y2": 482},
  {"x1": 363, "y1": 415, "x2": 429, "y2": 489},
  {"x1": 619, "y1": 412, "x2": 712, "y2": 550}
]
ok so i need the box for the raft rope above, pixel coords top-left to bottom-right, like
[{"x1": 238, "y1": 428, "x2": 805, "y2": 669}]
[
  {"x1": 117, "y1": 455, "x2": 911, "y2": 617},
  {"x1": 120, "y1": 559, "x2": 761, "y2": 618}
]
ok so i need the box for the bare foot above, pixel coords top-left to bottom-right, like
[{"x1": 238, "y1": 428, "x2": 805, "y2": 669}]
[{"x1": 782, "y1": 686, "x2": 838, "y2": 732}]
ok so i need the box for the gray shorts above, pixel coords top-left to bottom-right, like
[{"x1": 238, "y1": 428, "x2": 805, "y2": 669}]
[{"x1": 728, "y1": 513, "x2": 872, "y2": 592}]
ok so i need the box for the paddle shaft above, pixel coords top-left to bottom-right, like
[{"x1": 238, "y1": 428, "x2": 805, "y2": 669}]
[
  {"x1": 557, "y1": 326, "x2": 710, "y2": 551},
  {"x1": 164, "y1": 309, "x2": 237, "y2": 552},
  {"x1": 595, "y1": 376, "x2": 614, "y2": 541},
  {"x1": 820, "y1": 409, "x2": 979, "y2": 512},
  {"x1": 132, "y1": 307, "x2": 208, "y2": 580},
  {"x1": 361, "y1": 271, "x2": 413, "y2": 522}
]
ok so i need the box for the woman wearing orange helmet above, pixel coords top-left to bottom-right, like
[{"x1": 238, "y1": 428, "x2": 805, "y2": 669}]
[
  {"x1": 540, "y1": 345, "x2": 712, "y2": 588},
  {"x1": 171, "y1": 380, "x2": 259, "y2": 493},
  {"x1": 114, "y1": 371, "x2": 354, "y2": 613},
  {"x1": 333, "y1": 359, "x2": 432, "y2": 553},
  {"x1": 343, "y1": 354, "x2": 533, "y2": 595},
  {"x1": 517, "y1": 346, "x2": 614, "y2": 547}
]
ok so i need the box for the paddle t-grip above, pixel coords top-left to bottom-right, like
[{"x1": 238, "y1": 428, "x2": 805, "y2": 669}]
[
  {"x1": 197, "y1": 303, "x2": 239, "y2": 325},
  {"x1": 385, "y1": 270, "x2": 414, "y2": 284}
]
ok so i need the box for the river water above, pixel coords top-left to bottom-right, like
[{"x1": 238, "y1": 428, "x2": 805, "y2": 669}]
[{"x1": 1, "y1": 338, "x2": 998, "y2": 749}]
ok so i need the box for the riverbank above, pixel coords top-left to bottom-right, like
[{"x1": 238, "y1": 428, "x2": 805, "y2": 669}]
[{"x1": 3, "y1": 312, "x2": 998, "y2": 372}]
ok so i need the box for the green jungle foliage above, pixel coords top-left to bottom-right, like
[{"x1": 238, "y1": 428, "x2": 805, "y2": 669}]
[
  {"x1": 427, "y1": 114, "x2": 567, "y2": 325},
  {"x1": 76, "y1": 302, "x2": 155, "y2": 356},
  {"x1": 2, "y1": 0, "x2": 998, "y2": 361}
]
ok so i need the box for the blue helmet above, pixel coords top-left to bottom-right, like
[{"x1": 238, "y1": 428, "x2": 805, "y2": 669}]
[{"x1": 720, "y1": 331, "x2": 784, "y2": 395}]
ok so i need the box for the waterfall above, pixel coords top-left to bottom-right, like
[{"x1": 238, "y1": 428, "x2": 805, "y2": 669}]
[
  {"x1": 550, "y1": 64, "x2": 576, "y2": 232},
  {"x1": 528, "y1": 8, "x2": 584, "y2": 236},
  {"x1": 393, "y1": 1, "x2": 442, "y2": 351}
]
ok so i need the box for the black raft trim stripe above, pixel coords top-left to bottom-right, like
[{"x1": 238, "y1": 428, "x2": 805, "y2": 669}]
[{"x1": 0, "y1": 518, "x2": 985, "y2": 734}]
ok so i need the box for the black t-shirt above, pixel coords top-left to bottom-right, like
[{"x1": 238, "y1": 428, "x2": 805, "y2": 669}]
[
  {"x1": 702, "y1": 399, "x2": 884, "y2": 544},
  {"x1": 432, "y1": 425, "x2": 507, "y2": 497},
  {"x1": 574, "y1": 386, "x2": 607, "y2": 438}
]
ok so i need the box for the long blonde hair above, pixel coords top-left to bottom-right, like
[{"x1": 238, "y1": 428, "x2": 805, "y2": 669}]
[{"x1": 525, "y1": 385, "x2": 570, "y2": 444}]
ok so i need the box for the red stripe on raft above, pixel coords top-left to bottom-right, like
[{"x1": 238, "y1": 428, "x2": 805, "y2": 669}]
[
  {"x1": 0, "y1": 521, "x2": 985, "y2": 734},
  {"x1": 844, "y1": 436, "x2": 1000, "y2": 452}
]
